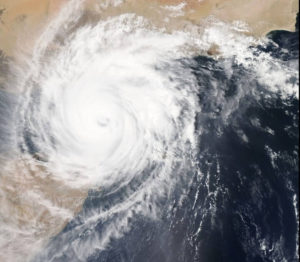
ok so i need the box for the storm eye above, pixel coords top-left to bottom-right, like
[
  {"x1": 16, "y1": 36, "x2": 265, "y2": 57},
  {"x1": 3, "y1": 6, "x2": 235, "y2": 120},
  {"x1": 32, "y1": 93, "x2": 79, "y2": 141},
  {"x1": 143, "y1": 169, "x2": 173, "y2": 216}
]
[{"x1": 97, "y1": 117, "x2": 110, "y2": 127}]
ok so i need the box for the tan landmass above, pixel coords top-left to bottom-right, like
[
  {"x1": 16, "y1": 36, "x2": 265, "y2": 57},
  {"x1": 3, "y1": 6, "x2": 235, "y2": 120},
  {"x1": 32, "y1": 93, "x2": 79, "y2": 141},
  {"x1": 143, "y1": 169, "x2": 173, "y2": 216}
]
[
  {"x1": 0, "y1": 0, "x2": 298, "y2": 57},
  {"x1": 0, "y1": 157, "x2": 88, "y2": 262},
  {"x1": 0, "y1": 0, "x2": 68, "y2": 56}
]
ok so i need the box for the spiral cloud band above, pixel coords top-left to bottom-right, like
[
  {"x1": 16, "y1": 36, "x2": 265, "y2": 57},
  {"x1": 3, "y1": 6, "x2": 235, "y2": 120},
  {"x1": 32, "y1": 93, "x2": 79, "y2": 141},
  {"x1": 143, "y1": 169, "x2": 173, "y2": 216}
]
[{"x1": 19, "y1": 13, "x2": 199, "y2": 189}]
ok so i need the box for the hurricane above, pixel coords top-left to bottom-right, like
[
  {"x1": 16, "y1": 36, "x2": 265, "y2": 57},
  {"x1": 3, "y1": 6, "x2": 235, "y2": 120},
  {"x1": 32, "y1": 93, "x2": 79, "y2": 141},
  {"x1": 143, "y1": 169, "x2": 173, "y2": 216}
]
[{"x1": 0, "y1": 0, "x2": 298, "y2": 261}]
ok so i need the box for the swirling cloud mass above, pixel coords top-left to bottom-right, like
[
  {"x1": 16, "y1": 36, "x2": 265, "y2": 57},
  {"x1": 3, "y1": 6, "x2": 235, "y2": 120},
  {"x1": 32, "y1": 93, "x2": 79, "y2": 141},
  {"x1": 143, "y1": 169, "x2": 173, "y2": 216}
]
[{"x1": 0, "y1": 0, "x2": 298, "y2": 261}]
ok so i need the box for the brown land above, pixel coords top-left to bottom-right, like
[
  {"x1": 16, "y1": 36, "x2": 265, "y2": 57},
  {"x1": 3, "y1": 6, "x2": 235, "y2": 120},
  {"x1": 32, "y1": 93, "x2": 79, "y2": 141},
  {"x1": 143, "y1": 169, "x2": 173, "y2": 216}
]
[
  {"x1": 0, "y1": 157, "x2": 88, "y2": 262},
  {"x1": 0, "y1": 0, "x2": 68, "y2": 56},
  {"x1": 0, "y1": 0, "x2": 298, "y2": 57}
]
